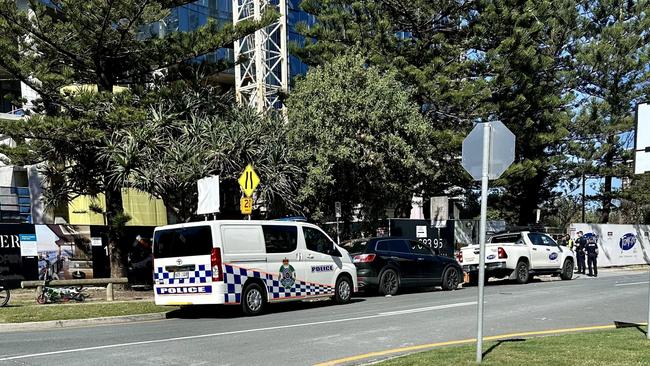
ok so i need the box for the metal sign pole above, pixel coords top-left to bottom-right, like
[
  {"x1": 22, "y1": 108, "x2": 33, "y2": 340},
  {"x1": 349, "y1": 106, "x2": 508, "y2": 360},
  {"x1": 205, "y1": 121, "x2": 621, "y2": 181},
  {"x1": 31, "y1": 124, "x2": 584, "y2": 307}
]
[
  {"x1": 336, "y1": 220, "x2": 340, "y2": 245},
  {"x1": 476, "y1": 122, "x2": 491, "y2": 363}
]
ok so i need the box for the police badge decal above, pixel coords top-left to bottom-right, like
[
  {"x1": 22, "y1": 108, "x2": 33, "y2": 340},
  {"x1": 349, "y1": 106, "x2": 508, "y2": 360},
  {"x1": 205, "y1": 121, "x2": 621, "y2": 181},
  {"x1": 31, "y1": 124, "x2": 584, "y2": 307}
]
[{"x1": 279, "y1": 258, "x2": 296, "y2": 289}]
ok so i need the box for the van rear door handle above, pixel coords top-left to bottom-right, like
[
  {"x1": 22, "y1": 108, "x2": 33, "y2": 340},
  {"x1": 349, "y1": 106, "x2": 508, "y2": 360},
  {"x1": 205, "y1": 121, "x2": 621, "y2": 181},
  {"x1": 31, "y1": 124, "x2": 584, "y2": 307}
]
[
  {"x1": 307, "y1": 254, "x2": 314, "y2": 259},
  {"x1": 532, "y1": 248, "x2": 537, "y2": 251}
]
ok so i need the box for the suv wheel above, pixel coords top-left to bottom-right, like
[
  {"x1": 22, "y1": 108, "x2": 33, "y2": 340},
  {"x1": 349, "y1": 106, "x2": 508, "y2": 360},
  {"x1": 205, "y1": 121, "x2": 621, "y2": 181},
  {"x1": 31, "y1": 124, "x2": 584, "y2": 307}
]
[
  {"x1": 441, "y1": 267, "x2": 460, "y2": 291},
  {"x1": 334, "y1": 276, "x2": 352, "y2": 304},
  {"x1": 560, "y1": 259, "x2": 574, "y2": 280},
  {"x1": 515, "y1": 261, "x2": 529, "y2": 284},
  {"x1": 379, "y1": 269, "x2": 399, "y2": 296},
  {"x1": 242, "y1": 283, "x2": 265, "y2": 316}
]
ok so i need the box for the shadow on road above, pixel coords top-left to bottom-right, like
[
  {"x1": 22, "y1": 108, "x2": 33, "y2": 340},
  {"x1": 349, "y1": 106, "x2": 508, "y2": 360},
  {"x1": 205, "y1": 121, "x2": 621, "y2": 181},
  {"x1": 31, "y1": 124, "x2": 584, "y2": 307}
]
[
  {"x1": 166, "y1": 298, "x2": 366, "y2": 319},
  {"x1": 482, "y1": 338, "x2": 526, "y2": 358},
  {"x1": 614, "y1": 321, "x2": 647, "y2": 336},
  {"x1": 356, "y1": 286, "x2": 466, "y2": 298}
]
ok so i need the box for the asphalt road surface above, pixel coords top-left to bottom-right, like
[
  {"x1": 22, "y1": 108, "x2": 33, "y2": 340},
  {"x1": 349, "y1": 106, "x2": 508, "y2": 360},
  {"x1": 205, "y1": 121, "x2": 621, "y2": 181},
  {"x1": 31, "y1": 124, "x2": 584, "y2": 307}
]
[{"x1": 1, "y1": 268, "x2": 648, "y2": 366}]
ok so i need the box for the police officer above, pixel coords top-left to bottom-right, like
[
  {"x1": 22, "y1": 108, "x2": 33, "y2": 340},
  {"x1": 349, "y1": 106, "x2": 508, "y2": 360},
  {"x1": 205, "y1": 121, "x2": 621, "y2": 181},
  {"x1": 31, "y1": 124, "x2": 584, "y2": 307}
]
[
  {"x1": 575, "y1": 231, "x2": 586, "y2": 274},
  {"x1": 585, "y1": 235, "x2": 599, "y2": 277}
]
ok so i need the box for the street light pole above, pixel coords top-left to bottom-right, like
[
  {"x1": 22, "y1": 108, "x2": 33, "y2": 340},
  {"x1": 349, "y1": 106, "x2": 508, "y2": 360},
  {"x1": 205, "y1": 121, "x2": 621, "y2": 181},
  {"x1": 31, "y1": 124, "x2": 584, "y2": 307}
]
[{"x1": 476, "y1": 122, "x2": 490, "y2": 363}]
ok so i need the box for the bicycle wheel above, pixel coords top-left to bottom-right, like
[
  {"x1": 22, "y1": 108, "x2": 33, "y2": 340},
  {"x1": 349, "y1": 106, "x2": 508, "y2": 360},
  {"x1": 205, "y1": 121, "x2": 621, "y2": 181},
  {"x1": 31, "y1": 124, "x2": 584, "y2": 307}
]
[{"x1": 0, "y1": 288, "x2": 9, "y2": 307}]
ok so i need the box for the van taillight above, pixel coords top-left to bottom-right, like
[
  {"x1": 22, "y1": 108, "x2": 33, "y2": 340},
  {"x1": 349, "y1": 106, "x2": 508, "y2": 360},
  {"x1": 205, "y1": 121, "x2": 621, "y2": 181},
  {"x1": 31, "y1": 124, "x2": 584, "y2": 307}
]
[
  {"x1": 353, "y1": 254, "x2": 376, "y2": 263},
  {"x1": 457, "y1": 251, "x2": 463, "y2": 263},
  {"x1": 498, "y1": 247, "x2": 507, "y2": 259},
  {"x1": 211, "y1": 248, "x2": 223, "y2": 281}
]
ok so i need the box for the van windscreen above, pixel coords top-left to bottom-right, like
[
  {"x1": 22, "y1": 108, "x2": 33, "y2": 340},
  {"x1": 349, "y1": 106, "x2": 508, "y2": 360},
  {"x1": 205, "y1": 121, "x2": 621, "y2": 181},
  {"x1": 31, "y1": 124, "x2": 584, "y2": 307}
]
[{"x1": 154, "y1": 226, "x2": 213, "y2": 258}]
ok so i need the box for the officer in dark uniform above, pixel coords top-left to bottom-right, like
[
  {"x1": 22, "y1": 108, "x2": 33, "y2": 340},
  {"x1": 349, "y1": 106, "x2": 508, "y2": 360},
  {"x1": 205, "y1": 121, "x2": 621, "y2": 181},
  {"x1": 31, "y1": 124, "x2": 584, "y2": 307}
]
[
  {"x1": 585, "y1": 235, "x2": 599, "y2": 277},
  {"x1": 575, "y1": 231, "x2": 586, "y2": 274}
]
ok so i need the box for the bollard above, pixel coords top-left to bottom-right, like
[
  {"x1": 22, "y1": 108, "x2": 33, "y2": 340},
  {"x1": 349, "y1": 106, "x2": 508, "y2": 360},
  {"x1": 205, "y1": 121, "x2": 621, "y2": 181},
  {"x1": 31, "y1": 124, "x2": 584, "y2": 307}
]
[{"x1": 106, "y1": 282, "x2": 114, "y2": 301}]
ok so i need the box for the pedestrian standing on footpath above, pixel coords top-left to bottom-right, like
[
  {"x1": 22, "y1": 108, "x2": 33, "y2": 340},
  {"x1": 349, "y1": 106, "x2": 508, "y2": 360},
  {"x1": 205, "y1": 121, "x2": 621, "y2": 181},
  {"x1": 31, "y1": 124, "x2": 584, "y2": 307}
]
[
  {"x1": 585, "y1": 235, "x2": 599, "y2": 277},
  {"x1": 575, "y1": 231, "x2": 586, "y2": 274}
]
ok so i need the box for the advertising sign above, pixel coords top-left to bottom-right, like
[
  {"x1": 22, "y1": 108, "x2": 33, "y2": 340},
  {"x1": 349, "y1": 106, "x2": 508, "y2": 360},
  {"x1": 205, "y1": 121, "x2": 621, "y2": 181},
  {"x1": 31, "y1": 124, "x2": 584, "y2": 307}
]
[{"x1": 569, "y1": 224, "x2": 650, "y2": 266}]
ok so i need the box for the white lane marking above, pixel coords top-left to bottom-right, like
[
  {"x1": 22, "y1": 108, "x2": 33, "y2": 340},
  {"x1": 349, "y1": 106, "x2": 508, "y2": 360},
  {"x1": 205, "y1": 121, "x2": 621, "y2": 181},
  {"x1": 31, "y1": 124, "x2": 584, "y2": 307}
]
[
  {"x1": 379, "y1": 301, "x2": 476, "y2": 316},
  {"x1": 615, "y1": 281, "x2": 649, "y2": 287},
  {"x1": 0, "y1": 301, "x2": 477, "y2": 361}
]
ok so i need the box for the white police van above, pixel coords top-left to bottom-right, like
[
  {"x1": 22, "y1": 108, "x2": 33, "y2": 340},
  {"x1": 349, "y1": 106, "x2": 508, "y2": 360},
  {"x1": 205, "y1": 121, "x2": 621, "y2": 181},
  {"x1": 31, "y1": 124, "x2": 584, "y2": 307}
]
[{"x1": 153, "y1": 220, "x2": 357, "y2": 315}]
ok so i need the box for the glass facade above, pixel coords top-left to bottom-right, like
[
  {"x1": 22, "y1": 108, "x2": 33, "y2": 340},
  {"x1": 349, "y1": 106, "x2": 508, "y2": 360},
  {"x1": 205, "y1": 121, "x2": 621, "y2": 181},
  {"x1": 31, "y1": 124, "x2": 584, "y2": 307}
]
[{"x1": 170, "y1": 0, "x2": 313, "y2": 80}]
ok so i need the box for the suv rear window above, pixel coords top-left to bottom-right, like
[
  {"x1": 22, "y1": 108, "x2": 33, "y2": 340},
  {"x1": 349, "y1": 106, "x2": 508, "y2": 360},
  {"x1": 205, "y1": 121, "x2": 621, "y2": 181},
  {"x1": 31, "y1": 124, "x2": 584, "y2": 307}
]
[
  {"x1": 341, "y1": 239, "x2": 368, "y2": 254},
  {"x1": 375, "y1": 240, "x2": 409, "y2": 253},
  {"x1": 154, "y1": 226, "x2": 213, "y2": 258}
]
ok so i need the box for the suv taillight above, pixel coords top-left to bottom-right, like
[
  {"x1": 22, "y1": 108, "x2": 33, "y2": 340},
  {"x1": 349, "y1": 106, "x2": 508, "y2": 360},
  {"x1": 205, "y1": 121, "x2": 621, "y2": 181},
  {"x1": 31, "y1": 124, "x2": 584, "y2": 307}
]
[
  {"x1": 457, "y1": 250, "x2": 463, "y2": 263},
  {"x1": 211, "y1": 248, "x2": 223, "y2": 281},
  {"x1": 353, "y1": 254, "x2": 376, "y2": 263},
  {"x1": 498, "y1": 247, "x2": 508, "y2": 259}
]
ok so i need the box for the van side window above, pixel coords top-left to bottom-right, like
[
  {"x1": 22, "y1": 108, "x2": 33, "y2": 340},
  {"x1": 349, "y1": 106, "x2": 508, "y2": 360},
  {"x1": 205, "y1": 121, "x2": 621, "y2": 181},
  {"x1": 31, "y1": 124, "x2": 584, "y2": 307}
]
[
  {"x1": 303, "y1": 227, "x2": 334, "y2": 254},
  {"x1": 263, "y1": 225, "x2": 297, "y2": 253}
]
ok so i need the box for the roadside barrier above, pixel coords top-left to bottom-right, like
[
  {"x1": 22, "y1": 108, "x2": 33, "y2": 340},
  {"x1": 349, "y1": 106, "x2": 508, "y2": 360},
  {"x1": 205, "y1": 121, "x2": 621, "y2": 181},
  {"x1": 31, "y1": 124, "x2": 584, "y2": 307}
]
[{"x1": 21, "y1": 278, "x2": 129, "y2": 302}]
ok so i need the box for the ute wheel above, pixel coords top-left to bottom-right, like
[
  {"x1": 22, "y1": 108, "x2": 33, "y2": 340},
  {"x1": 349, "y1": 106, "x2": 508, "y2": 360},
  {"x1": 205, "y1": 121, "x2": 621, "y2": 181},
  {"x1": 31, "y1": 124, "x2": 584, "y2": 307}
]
[
  {"x1": 515, "y1": 261, "x2": 530, "y2": 284},
  {"x1": 560, "y1": 259, "x2": 574, "y2": 280},
  {"x1": 441, "y1": 267, "x2": 461, "y2": 291},
  {"x1": 334, "y1": 276, "x2": 352, "y2": 304},
  {"x1": 378, "y1": 269, "x2": 399, "y2": 296},
  {"x1": 242, "y1": 283, "x2": 265, "y2": 316}
]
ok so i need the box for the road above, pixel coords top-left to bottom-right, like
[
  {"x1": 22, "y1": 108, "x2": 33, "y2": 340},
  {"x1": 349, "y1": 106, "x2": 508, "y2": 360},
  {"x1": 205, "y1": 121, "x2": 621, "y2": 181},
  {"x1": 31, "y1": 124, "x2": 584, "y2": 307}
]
[{"x1": 0, "y1": 269, "x2": 648, "y2": 366}]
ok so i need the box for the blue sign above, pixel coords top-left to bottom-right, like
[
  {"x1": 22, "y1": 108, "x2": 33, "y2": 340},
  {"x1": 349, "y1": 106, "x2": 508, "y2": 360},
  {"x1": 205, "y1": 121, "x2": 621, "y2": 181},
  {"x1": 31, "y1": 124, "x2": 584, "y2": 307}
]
[
  {"x1": 19, "y1": 234, "x2": 37, "y2": 242},
  {"x1": 619, "y1": 233, "x2": 636, "y2": 251},
  {"x1": 549, "y1": 252, "x2": 558, "y2": 260}
]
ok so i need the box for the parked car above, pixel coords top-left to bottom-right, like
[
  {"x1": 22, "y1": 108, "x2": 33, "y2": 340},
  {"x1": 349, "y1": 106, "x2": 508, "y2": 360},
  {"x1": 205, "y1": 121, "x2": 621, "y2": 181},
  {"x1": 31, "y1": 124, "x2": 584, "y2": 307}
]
[
  {"x1": 458, "y1": 231, "x2": 575, "y2": 284},
  {"x1": 342, "y1": 237, "x2": 462, "y2": 295}
]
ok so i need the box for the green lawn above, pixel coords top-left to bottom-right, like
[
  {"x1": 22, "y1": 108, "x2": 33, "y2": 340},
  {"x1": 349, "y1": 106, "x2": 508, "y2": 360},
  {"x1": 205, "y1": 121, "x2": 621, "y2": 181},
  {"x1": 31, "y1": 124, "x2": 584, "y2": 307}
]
[
  {"x1": 380, "y1": 327, "x2": 650, "y2": 366},
  {"x1": 0, "y1": 301, "x2": 176, "y2": 323}
]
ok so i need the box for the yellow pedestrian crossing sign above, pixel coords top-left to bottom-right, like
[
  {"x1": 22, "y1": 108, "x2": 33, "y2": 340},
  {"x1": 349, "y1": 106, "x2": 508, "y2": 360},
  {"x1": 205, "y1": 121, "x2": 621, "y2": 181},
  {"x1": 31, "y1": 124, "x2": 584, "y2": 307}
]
[{"x1": 238, "y1": 164, "x2": 260, "y2": 197}]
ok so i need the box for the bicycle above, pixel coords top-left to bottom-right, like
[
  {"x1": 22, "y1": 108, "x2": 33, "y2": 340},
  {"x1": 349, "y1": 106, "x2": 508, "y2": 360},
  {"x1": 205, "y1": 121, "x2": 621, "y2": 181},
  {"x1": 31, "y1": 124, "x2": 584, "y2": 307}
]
[
  {"x1": 0, "y1": 282, "x2": 10, "y2": 307},
  {"x1": 36, "y1": 285, "x2": 88, "y2": 304}
]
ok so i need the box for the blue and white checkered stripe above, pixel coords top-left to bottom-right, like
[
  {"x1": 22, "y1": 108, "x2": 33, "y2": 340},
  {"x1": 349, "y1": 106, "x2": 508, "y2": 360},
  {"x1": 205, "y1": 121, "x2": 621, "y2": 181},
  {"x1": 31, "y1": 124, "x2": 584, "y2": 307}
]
[
  {"x1": 154, "y1": 265, "x2": 212, "y2": 285},
  {"x1": 224, "y1": 264, "x2": 334, "y2": 304}
]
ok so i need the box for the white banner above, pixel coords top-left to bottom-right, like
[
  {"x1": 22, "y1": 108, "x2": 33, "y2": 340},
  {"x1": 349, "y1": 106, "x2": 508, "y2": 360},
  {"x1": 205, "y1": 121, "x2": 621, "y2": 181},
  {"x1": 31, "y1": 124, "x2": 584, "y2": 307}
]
[
  {"x1": 197, "y1": 176, "x2": 220, "y2": 215},
  {"x1": 569, "y1": 223, "x2": 650, "y2": 267}
]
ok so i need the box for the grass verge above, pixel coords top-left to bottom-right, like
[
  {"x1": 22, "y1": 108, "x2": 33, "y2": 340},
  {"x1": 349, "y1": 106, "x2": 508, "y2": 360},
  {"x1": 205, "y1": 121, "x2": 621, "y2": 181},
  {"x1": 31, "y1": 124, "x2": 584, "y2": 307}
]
[
  {"x1": 0, "y1": 302, "x2": 176, "y2": 323},
  {"x1": 379, "y1": 326, "x2": 649, "y2": 366}
]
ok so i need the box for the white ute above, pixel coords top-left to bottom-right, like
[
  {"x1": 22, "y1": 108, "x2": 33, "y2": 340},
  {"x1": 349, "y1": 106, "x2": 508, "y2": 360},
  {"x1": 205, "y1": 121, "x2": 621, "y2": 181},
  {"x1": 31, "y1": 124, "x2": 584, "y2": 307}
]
[{"x1": 458, "y1": 231, "x2": 575, "y2": 284}]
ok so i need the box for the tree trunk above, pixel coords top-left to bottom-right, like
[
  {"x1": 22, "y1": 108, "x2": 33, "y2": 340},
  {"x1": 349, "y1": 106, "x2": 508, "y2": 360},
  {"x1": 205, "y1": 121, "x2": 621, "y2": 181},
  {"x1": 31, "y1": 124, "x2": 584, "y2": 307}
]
[
  {"x1": 106, "y1": 187, "x2": 128, "y2": 279},
  {"x1": 601, "y1": 175, "x2": 612, "y2": 223}
]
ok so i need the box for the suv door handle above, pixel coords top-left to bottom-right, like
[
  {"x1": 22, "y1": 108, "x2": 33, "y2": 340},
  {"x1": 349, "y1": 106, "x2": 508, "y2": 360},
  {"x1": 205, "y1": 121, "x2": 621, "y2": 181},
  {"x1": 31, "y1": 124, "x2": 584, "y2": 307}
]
[{"x1": 417, "y1": 258, "x2": 425, "y2": 261}]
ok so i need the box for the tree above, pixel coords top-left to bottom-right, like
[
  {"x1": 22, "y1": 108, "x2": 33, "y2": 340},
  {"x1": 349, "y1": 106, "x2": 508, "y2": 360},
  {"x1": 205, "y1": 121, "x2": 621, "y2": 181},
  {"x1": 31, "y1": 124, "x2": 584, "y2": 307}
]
[
  {"x1": 0, "y1": 0, "x2": 274, "y2": 277},
  {"x1": 294, "y1": 0, "x2": 487, "y2": 197},
  {"x1": 570, "y1": 0, "x2": 650, "y2": 223},
  {"x1": 287, "y1": 53, "x2": 446, "y2": 228},
  {"x1": 476, "y1": 0, "x2": 578, "y2": 225},
  {"x1": 103, "y1": 81, "x2": 302, "y2": 222}
]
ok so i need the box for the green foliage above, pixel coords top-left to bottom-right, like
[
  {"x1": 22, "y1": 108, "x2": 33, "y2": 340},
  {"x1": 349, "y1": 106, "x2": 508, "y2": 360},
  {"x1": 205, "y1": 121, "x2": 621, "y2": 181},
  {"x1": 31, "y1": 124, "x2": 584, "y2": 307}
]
[
  {"x1": 569, "y1": 0, "x2": 650, "y2": 223},
  {"x1": 103, "y1": 83, "x2": 301, "y2": 222},
  {"x1": 287, "y1": 54, "x2": 441, "y2": 223}
]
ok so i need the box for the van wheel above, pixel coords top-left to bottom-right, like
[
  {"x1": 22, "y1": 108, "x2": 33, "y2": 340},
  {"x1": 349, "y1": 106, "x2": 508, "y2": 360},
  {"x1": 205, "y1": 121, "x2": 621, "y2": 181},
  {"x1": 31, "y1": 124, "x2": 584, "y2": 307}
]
[
  {"x1": 515, "y1": 261, "x2": 529, "y2": 284},
  {"x1": 242, "y1": 283, "x2": 265, "y2": 316},
  {"x1": 334, "y1": 276, "x2": 352, "y2": 304},
  {"x1": 378, "y1": 269, "x2": 399, "y2": 296},
  {"x1": 560, "y1": 259, "x2": 574, "y2": 280},
  {"x1": 441, "y1": 267, "x2": 461, "y2": 291}
]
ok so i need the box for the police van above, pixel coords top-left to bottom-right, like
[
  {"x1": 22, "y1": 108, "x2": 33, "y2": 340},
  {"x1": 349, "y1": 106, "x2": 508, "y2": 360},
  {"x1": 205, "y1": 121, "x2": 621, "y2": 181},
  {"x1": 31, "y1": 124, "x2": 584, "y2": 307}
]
[{"x1": 153, "y1": 220, "x2": 357, "y2": 315}]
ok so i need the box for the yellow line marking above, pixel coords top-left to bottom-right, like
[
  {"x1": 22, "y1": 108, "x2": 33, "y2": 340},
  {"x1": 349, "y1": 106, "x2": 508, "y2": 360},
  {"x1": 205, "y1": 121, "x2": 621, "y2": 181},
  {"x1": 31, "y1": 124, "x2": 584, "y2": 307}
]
[{"x1": 314, "y1": 323, "x2": 648, "y2": 366}]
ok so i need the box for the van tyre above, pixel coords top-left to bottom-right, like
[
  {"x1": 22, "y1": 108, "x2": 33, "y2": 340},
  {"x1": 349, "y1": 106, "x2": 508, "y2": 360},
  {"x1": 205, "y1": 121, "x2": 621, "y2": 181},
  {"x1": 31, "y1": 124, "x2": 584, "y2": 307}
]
[
  {"x1": 560, "y1": 259, "x2": 574, "y2": 280},
  {"x1": 441, "y1": 267, "x2": 460, "y2": 291},
  {"x1": 378, "y1": 269, "x2": 399, "y2": 296},
  {"x1": 515, "y1": 261, "x2": 529, "y2": 284},
  {"x1": 334, "y1": 276, "x2": 352, "y2": 304},
  {"x1": 242, "y1": 283, "x2": 265, "y2": 316}
]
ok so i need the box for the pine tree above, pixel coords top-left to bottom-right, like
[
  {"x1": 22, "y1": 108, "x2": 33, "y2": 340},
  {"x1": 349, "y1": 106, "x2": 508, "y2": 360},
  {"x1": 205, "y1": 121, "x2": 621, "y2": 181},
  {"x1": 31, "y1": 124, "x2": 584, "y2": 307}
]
[
  {"x1": 476, "y1": 0, "x2": 579, "y2": 225},
  {"x1": 570, "y1": 0, "x2": 649, "y2": 223},
  {"x1": 0, "y1": 0, "x2": 273, "y2": 277}
]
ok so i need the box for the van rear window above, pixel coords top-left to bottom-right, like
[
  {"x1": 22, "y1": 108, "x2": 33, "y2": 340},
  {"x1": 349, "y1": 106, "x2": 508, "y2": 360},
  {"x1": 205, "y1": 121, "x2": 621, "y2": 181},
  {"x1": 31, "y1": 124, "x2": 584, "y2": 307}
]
[{"x1": 154, "y1": 226, "x2": 213, "y2": 258}]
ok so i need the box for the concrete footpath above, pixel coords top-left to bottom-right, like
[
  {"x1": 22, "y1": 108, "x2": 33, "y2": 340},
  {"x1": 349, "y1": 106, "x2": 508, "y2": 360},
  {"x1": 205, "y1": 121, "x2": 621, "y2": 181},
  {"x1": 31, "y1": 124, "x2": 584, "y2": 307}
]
[{"x1": 0, "y1": 312, "x2": 169, "y2": 333}]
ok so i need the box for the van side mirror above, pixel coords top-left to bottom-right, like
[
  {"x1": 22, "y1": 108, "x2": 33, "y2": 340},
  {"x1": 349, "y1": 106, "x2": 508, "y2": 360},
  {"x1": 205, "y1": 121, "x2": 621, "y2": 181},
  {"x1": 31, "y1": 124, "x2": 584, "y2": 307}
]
[{"x1": 330, "y1": 246, "x2": 342, "y2": 257}]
